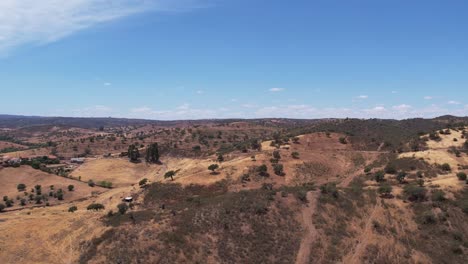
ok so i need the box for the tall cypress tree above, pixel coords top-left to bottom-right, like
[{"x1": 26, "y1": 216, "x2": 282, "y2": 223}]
[{"x1": 145, "y1": 143, "x2": 160, "y2": 163}]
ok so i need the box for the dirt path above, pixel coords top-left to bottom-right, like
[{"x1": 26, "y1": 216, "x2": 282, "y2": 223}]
[
  {"x1": 347, "y1": 199, "x2": 381, "y2": 263},
  {"x1": 295, "y1": 191, "x2": 320, "y2": 264}
]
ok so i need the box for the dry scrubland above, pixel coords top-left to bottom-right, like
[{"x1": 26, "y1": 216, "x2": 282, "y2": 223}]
[{"x1": 0, "y1": 117, "x2": 467, "y2": 263}]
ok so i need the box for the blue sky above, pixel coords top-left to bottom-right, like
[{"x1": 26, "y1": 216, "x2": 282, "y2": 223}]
[{"x1": 0, "y1": 0, "x2": 467, "y2": 120}]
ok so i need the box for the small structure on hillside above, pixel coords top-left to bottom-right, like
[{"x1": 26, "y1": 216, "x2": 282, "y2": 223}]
[
  {"x1": 124, "y1": 197, "x2": 133, "y2": 203},
  {"x1": 70, "y1": 158, "x2": 85, "y2": 164}
]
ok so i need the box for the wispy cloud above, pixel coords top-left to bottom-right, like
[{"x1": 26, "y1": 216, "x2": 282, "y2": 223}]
[
  {"x1": 269, "y1": 88, "x2": 285, "y2": 92},
  {"x1": 424, "y1": 96, "x2": 433, "y2": 100},
  {"x1": 0, "y1": 0, "x2": 204, "y2": 55}
]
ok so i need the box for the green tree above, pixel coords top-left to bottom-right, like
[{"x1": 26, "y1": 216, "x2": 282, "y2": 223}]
[
  {"x1": 17, "y1": 183, "x2": 26, "y2": 192},
  {"x1": 396, "y1": 171, "x2": 407, "y2": 184},
  {"x1": 217, "y1": 154, "x2": 224, "y2": 163},
  {"x1": 374, "y1": 171, "x2": 385, "y2": 182},
  {"x1": 403, "y1": 184, "x2": 427, "y2": 202},
  {"x1": 68, "y1": 206, "x2": 78, "y2": 213},
  {"x1": 87, "y1": 203, "x2": 105, "y2": 211},
  {"x1": 34, "y1": 185, "x2": 42, "y2": 195},
  {"x1": 164, "y1": 170, "x2": 177, "y2": 181},
  {"x1": 378, "y1": 183, "x2": 393, "y2": 197},
  {"x1": 88, "y1": 180, "x2": 95, "y2": 187},
  {"x1": 208, "y1": 164, "x2": 219, "y2": 174},
  {"x1": 68, "y1": 185, "x2": 74, "y2": 191},
  {"x1": 139, "y1": 178, "x2": 149, "y2": 187},
  {"x1": 257, "y1": 165, "x2": 269, "y2": 177},
  {"x1": 20, "y1": 199, "x2": 26, "y2": 206},
  {"x1": 128, "y1": 144, "x2": 141, "y2": 163},
  {"x1": 57, "y1": 189, "x2": 64, "y2": 200},
  {"x1": 0, "y1": 203, "x2": 5, "y2": 212},
  {"x1": 117, "y1": 203, "x2": 129, "y2": 215},
  {"x1": 440, "y1": 163, "x2": 451, "y2": 172},
  {"x1": 145, "y1": 143, "x2": 160, "y2": 163},
  {"x1": 273, "y1": 164, "x2": 285, "y2": 176},
  {"x1": 456, "y1": 172, "x2": 467, "y2": 181}
]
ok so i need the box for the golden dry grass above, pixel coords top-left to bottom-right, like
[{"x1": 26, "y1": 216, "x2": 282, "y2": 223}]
[{"x1": 70, "y1": 158, "x2": 159, "y2": 187}]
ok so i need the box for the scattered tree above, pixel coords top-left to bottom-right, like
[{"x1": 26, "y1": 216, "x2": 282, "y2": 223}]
[
  {"x1": 396, "y1": 171, "x2": 407, "y2": 184},
  {"x1": 403, "y1": 184, "x2": 427, "y2": 202},
  {"x1": 87, "y1": 203, "x2": 105, "y2": 211},
  {"x1": 456, "y1": 172, "x2": 467, "y2": 181},
  {"x1": 68, "y1": 185, "x2": 75, "y2": 191},
  {"x1": 117, "y1": 203, "x2": 129, "y2": 215},
  {"x1": 273, "y1": 150, "x2": 281, "y2": 160},
  {"x1": 68, "y1": 206, "x2": 78, "y2": 213},
  {"x1": 374, "y1": 171, "x2": 385, "y2": 182},
  {"x1": 273, "y1": 164, "x2": 285, "y2": 176},
  {"x1": 208, "y1": 164, "x2": 219, "y2": 174},
  {"x1": 257, "y1": 165, "x2": 269, "y2": 177},
  {"x1": 217, "y1": 154, "x2": 224, "y2": 163},
  {"x1": 139, "y1": 178, "x2": 149, "y2": 187},
  {"x1": 17, "y1": 183, "x2": 26, "y2": 192},
  {"x1": 164, "y1": 170, "x2": 177, "y2": 181},
  {"x1": 378, "y1": 183, "x2": 393, "y2": 197},
  {"x1": 145, "y1": 143, "x2": 160, "y2": 163},
  {"x1": 440, "y1": 163, "x2": 451, "y2": 172},
  {"x1": 0, "y1": 203, "x2": 5, "y2": 212},
  {"x1": 88, "y1": 180, "x2": 95, "y2": 187},
  {"x1": 128, "y1": 144, "x2": 141, "y2": 163}
]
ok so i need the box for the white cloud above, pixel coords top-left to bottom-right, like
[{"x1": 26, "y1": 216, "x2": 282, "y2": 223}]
[
  {"x1": 269, "y1": 88, "x2": 285, "y2": 92},
  {"x1": 104, "y1": 82, "x2": 112, "y2": 86},
  {"x1": 424, "y1": 96, "x2": 433, "y2": 100},
  {"x1": 392, "y1": 104, "x2": 412, "y2": 111},
  {"x1": 0, "y1": 0, "x2": 203, "y2": 55},
  {"x1": 71, "y1": 105, "x2": 113, "y2": 117},
  {"x1": 357, "y1": 95, "x2": 368, "y2": 99},
  {"x1": 196, "y1": 90, "x2": 204, "y2": 94},
  {"x1": 448, "y1": 100, "x2": 461, "y2": 105}
]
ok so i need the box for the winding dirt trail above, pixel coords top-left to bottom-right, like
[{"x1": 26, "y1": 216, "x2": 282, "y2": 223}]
[{"x1": 295, "y1": 191, "x2": 320, "y2": 264}]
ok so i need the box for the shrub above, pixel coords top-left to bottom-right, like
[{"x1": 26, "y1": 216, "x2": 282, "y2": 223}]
[
  {"x1": 139, "y1": 178, "x2": 149, "y2": 187},
  {"x1": 339, "y1": 137, "x2": 347, "y2": 144},
  {"x1": 208, "y1": 164, "x2": 219, "y2": 174},
  {"x1": 0, "y1": 203, "x2": 5, "y2": 212},
  {"x1": 99, "y1": 181, "x2": 113, "y2": 188},
  {"x1": 68, "y1": 185, "x2": 75, "y2": 191},
  {"x1": 273, "y1": 150, "x2": 281, "y2": 160},
  {"x1": 87, "y1": 203, "x2": 105, "y2": 211},
  {"x1": 378, "y1": 183, "x2": 393, "y2": 196},
  {"x1": 57, "y1": 189, "x2": 64, "y2": 200},
  {"x1": 273, "y1": 164, "x2": 285, "y2": 176},
  {"x1": 20, "y1": 199, "x2": 26, "y2": 206},
  {"x1": 396, "y1": 171, "x2": 407, "y2": 183},
  {"x1": 291, "y1": 152, "x2": 300, "y2": 159},
  {"x1": 440, "y1": 163, "x2": 451, "y2": 172},
  {"x1": 88, "y1": 180, "x2": 95, "y2": 187},
  {"x1": 164, "y1": 170, "x2": 177, "y2": 181},
  {"x1": 384, "y1": 165, "x2": 397, "y2": 175},
  {"x1": 17, "y1": 183, "x2": 26, "y2": 192},
  {"x1": 403, "y1": 184, "x2": 427, "y2": 202},
  {"x1": 68, "y1": 206, "x2": 78, "y2": 213},
  {"x1": 320, "y1": 183, "x2": 338, "y2": 198},
  {"x1": 117, "y1": 203, "x2": 129, "y2": 215},
  {"x1": 364, "y1": 167, "x2": 371, "y2": 173},
  {"x1": 456, "y1": 172, "x2": 467, "y2": 181},
  {"x1": 431, "y1": 190, "x2": 446, "y2": 202},
  {"x1": 374, "y1": 171, "x2": 385, "y2": 182},
  {"x1": 257, "y1": 165, "x2": 269, "y2": 177}
]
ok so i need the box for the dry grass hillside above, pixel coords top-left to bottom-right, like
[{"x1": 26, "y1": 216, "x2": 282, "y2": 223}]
[{"x1": 0, "y1": 117, "x2": 467, "y2": 263}]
